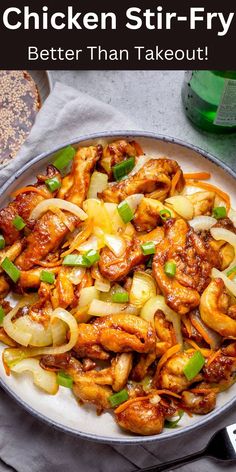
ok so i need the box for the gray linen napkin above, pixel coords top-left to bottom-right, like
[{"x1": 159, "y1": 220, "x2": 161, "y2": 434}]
[{"x1": 0, "y1": 81, "x2": 236, "y2": 472}]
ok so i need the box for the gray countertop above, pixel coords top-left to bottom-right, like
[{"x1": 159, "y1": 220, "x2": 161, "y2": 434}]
[{"x1": 50, "y1": 70, "x2": 236, "y2": 169}]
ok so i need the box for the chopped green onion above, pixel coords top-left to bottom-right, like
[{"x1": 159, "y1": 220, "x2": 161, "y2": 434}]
[
  {"x1": 0, "y1": 235, "x2": 5, "y2": 250},
  {"x1": 85, "y1": 249, "x2": 100, "y2": 265},
  {"x1": 183, "y1": 351, "x2": 205, "y2": 381},
  {"x1": 165, "y1": 410, "x2": 184, "y2": 428},
  {"x1": 62, "y1": 254, "x2": 91, "y2": 267},
  {"x1": 12, "y1": 215, "x2": 26, "y2": 230},
  {"x1": 226, "y1": 266, "x2": 236, "y2": 277},
  {"x1": 212, "y1": 206, "x2": 227, "y2": 219},
  {"x1": 112, "y1": 291, "x2": 129, "y2": 303},
  {"x1": 109, "y1": 389, "x2": 129, "y2": 408},
  {"x1": 164, "y1": 261, "x2": 176, "y2": 278},
  {"x1": 40, "y1": 270, "x2": 55, "y2": 285},
  {"x1": 53, "y1": 145, "x2": 76, "y2": 171},
  {"x1": 117, "y1": 201, "x2": 134, "y2": 224},
  {"x1": 146, "y1": 256, "x2": 154, "y2": 269},
  {"x1": 57, "y1": 371, "x2": 73, "y2": 389},
  {"x1": 112, "y1": 157, "x2": 135, "y2": 181},
  {"x1": 0, "y1": 306, "x2": 5, "y2": 325},
  {"x1": 141, "y1": 241, "x2": 155, "y2": 256},
  {"x1": 160, "y1": 209, "x2": 172, "y2": 221},
  {"x1": 1, "y1": 257, "x2": 20, "y2": 283},
  {"x1": 45, "y1": 177, "x2": 61, "y2": 193}
]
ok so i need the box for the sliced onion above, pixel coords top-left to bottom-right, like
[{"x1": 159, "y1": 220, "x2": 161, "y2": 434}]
[
  {"x1": 165, "y1": 196, "x2": 194, "y2": 220},
  {"x1": 210, "y1": 227, "x2": 236, "y2": 273},
  {"x1": 30, "y1": 198, "x2": 87, "y2": 221},
  {"x1": 104, "y1": 234, "x2": 126, "y2": 257},
  {"x1": 94, "y1": 278, "x2": 111, "y2": 293},
  {"x1": 130, "y1": 271, "x2": 156, "y2": 308},
  {"x1": 51, "y1": 319, "x2": 67, "y2": 346},
  {"x1": 14, "y1": 316, "x2": 53, "y2": 347},
  {"x1": 229, "y1": 208, "x2": 236, "y2": 228},
  {"x1": 212, "y1": 268, "x2": 236, "y2": 297},
  {"x1": 129, "y1": 155, "x2": 156, "y2": 177},
  {"x1": 190, "y1": 311, "x2": 222, "y2": 350},
  {"x1": 83, "y1": 199, "x2": 112, "y2": 233},
  {"x1": 140, "y1": 295, "x2": 183, "y2": 346},
  {"x1": 78, "y1": 235, "x2": 101, "y2": 253},
  {"x1": 78, "y1": 286, "x2": 100, "y2": 309},
  {"x1": 88, "y1": 299, "x2": 138, "y2": 317},
  {"x1": 189, "y1": 216, "x2": 217, "y2": 232},
  {"x1": 67, "y1": 267, "x2": 86, "y2": 285},
  {"x1": 25, "y1": 308, "x2": 79, "y2": 356},
  {"x1": 3, "y1": 295, "x2": 38, "y2": 347},
  {"x1": 88, "y1": 171, "x2": 108, "y2": 199},
  {"x1": 125, "y1": 194, "x2": 144, "y2": 213},
  {"x1": 11, "y1": 359, "x2": 58, "y2": 395},
  {"x1": 104, "y1": 203, "x2": 126, "y2": 233}
]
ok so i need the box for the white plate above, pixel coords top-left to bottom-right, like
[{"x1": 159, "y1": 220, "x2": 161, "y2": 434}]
[{"x1": 0, "y1": 132, "x2": 235, "y2": 444}]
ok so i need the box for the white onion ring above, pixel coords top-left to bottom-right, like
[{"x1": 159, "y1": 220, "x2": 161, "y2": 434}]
[
  {"x1": 189, "y1": 216, "x2": 217, "y2": 232},
  {"x1": 30, "y1": 198, "x2": 87, "y2": 221}
]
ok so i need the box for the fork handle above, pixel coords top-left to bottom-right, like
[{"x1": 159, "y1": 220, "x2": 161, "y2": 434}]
[{"x1": 136, "y1": 448, "x2": 206, "y2": 472}]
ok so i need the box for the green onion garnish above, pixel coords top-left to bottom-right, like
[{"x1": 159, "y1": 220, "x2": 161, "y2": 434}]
[
  {"x1": 146, "y1": 256, "x2": 154, "y2": 268},
  {"x1": 212, "y1": 206, "x2": 227, "y2": 219},
  {"x1": 45, "y1": 177, "x2": 61, "y2": 193},
  {"x1": 57, "y1": 371, "x2": 73, "y2": 389},
  {"x1": 109, "y1": 389, "x2": 129, "y2": 408},
  {"x1": 63, "y1": 254, "x2": 91, "y2": 267},
  {"x1": 12, "y1": 215, "x2": 26, "y2": 231},
  {"x1": 0, "y1": 235, "x2": 5, "y2": 250},
  {"x1": 0, "y1": 306, "x2": 5, "y2": 325},
  {"x1": 85, "y1": 249, "x2": 100, "y2": 266},
  {"x1": 1, "y1": 257, "x2": 20, "y2": 283},
  {"x1": 112, "y1": 292, "x2": 129, "y2": 303},
  {"x1": 183, "y1": 351, "x2": 205, "y2": 381},
  {"x1": 141, "y1": 241, "x2": 155, "y2": 256},
  {"x1": 226, "y1": 266, "x2": 236, "y2": 277},
  {"x1": 164, "y1": 261, "x2": 176, "y2": 278},
  {"x1": 40, "y1": 270, "x2": 55, "y2": 285},
  {"x1": 53, "y1": 145, "x2": 76, "y2": 171},
  {"x1": 117, "y1": 201, "x2": 134, "y2": 224},
  {"x1": 112, "y1": 157, "x2": 135, "y2": 181},
  {"x1": 165, "y1": 410, "x2": 184, "y2": 429},
  {"x1": 160, "y1": 209, "x2": 172, "y2": 221}
]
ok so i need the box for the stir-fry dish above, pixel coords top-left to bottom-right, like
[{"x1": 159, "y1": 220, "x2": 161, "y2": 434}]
[{"x1": 0, "y1": 139, "x2": 236, "y2": 436}]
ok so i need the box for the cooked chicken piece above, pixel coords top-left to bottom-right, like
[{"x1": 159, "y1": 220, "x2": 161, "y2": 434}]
[
  {"x1": 73, "y1": 382, "x2": 113, "y2": 410},
  {"x1": 0, "y1": 328, "x2": 17, "y2": 347},
  {"x1": 99, "y1": 140, "x2": 143, "y2": 178},
  {"x1": 200, "y1": 279, "x2": 236, "y2": 338},
  {"x1": 0, "y1": 166, "x2": 58, "y2": 245},
  {"x1": 99, "y1": 159, "x2": 185, "y2": 203},
  {"x1": 131, "y1": 351, "x2": 156, "y2": 382},
  {"x1": 0, "y1": 276, "x2": 10, "y2": 297},
  {"x1": 188, "y1": 191, "x2": 215, "y2": 216},
  {"x1": 181, "y1": 389, "x2": 216, "y2": 414},
  {"x1": 15, "y1": 211, "x2": 78, "y2": 270},
  {"x1": 74, "y1": 314, "x2": 156, "y2": 359},
  {"x1": 133, "y1": 198, "x2": 175, "y2": 232},
  {"x1": 115, "y1": 392, "x2": 176, "y2": 435},
  {"x1": 153, "y1": 219, "x2": 220, "y2": 315},
  {"x1": 154, "y1": 351, "x2": 203, "y2": 393},
  {"x1": 58, "y1": 145, "x2": 102, "y2": 205},
  {"x1": 51, "y1": 267, "x2": 75, "y2": 309},
  {"x1": 213, "y1": 217, "x2": 236, "y2": 234},
  {"x1": 203, "y1": 351, "x2": 236, "y2": 386},
  {"x1": 111, "y1": 353, "x2": 133, "y2": 391},
  {"x1": 154, "y1": 310, "x2": 177, "y2": 356},
  {"x1": 99, "y1": 227, "x2": 164, "y2": 282},
  {"x1": 18, "y1": 267, "x2": 59, "y2": 290}
]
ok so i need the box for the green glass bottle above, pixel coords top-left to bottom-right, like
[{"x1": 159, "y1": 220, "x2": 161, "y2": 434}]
[{"x1": 182, "y1": 71, "x2": 236, "y2": 133}]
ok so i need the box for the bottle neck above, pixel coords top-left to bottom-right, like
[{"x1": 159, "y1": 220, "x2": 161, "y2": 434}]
[{"x1": 212, "y1": 71, "x2": 236, "y2": 79}]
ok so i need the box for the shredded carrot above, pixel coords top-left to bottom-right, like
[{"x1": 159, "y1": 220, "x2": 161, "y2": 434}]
[
  {"x1": 184, "y1": 172, "x2": 211, "y2": 180},
  {"x1": 206, "y1": 349, "x2": 221, "y2": 367},
  {"x1": 154, "y1": 389, "x2": 181, "y2": 399},
  {"x1": 12, "y1": 186, "x2": 49, "y2": 199},
  {"x1": 170, "y1": 170, "x2": 182, "y2": 196},
  {"x1": 187, "y1": 339, "x2": 212, "y2": 358},
  {"x1": 49, "y1": 206, "x2": 75, "y2": 232},
  {"x1": 190, "y1": 316, "x2": 213, "y2": 346},
  {"x1": 156, "y1": 344, "x2": 181, "y2": 376},
  {"x1": 115, "y1": 396, "x2": 147, "y2": 414},
  {"x1": 186, "y1": 180, "x2": 230, "y2": 212},
  {"x1": 132, "y1": 141, "x2": 144, "y2": 156},
  {"x1": 61, "y1": 219, "x2": 93, "y2": 257},
  {"x1": 190, "y1": 387, "x2": 219, "y2": 394},
  {"x1": 182, "y1": 315, "x2": 192, "y2": 338}
]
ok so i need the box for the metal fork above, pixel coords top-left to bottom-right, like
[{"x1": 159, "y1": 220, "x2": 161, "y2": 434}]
[{"x1": 136, "y1": 424, "x2": 236, "y2": 471}]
